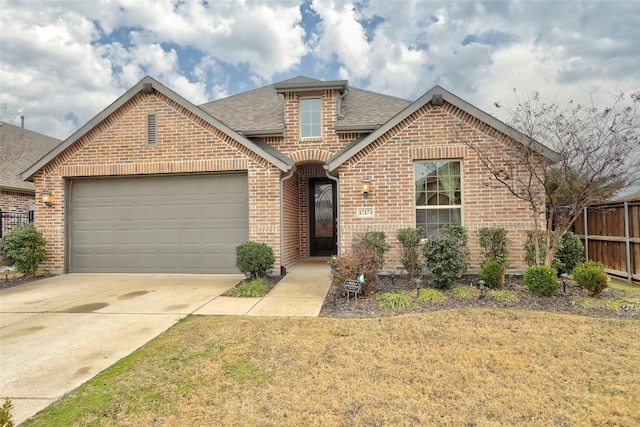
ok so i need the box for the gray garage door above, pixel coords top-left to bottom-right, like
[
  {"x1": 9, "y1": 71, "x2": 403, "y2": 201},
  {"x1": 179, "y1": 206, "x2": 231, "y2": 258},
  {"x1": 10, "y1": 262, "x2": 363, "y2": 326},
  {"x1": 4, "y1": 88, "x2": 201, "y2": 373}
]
[{"x1": 68, "y1": 173, "x2": 248, "y2": 273}]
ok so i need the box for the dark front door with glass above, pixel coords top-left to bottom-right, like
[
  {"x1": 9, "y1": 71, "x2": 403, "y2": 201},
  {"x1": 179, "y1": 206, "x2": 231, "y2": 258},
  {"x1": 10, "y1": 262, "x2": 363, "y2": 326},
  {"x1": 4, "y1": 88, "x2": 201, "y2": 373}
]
[{"x1": 309, "y1": 178, "x2": 337, "y2": 256}]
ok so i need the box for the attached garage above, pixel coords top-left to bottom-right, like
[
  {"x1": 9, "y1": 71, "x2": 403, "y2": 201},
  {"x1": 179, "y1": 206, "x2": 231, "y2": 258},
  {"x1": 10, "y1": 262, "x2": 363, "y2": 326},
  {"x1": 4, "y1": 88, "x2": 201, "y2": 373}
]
[{"x1": 67, "y1": 173, "x2": 248, "y2": 274}]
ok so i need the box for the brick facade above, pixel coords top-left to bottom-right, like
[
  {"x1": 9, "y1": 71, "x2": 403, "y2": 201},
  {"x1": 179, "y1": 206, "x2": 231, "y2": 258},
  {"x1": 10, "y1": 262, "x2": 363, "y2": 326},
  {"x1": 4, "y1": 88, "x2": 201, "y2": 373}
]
[
  {"x1": 0, "y1": 190, "x2": 35, "y2": 214},
  {"x1": 336, "y1": 103, "x2": 539, "y2": 270},
  {"x1": 28, "y1": 77, "x2": 546, "y2": 274},
  {"x1": 33, "y1": 91, "x2": 282, "y2": 274}
]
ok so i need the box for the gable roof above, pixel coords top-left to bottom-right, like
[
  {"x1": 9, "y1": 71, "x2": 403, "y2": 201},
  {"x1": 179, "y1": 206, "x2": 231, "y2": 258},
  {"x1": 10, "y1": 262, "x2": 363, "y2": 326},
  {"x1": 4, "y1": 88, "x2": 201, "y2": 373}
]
[
  {"x1": 0, "y1": 121, "x2": 60, "y2": 193},
  {"x1": 326, "y1": 85, "x2": 560, "y2": 171},
  {"x1": 199, "y1": 76, "x2": 411, "y2": 136},
  {"x1": 21, "y1": 76, "x2": 294, "y2": 181}
]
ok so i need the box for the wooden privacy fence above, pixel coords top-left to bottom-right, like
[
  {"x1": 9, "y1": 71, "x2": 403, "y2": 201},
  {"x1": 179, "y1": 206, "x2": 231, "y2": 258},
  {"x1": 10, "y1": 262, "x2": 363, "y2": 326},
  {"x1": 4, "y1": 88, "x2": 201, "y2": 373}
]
[{"x1": 573, "y1": 199, "x2": 640, "y2": 283}]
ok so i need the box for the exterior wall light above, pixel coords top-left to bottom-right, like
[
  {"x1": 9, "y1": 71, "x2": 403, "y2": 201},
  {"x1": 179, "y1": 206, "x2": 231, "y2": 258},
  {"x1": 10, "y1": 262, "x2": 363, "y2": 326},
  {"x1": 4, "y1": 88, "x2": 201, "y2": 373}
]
[
  {"x1": 362, "y1": 178, "x2": 371, "y2": 198},
  {"x1": 42, "y1": 189, "x2": 53, "y2": 207}
]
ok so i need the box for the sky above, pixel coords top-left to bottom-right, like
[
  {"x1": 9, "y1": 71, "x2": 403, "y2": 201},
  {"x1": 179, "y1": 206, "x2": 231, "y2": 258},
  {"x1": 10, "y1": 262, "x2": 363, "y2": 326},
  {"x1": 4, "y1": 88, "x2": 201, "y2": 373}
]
[{"x1": 1, "y1": 0, "x2": 639, "y2": 146}]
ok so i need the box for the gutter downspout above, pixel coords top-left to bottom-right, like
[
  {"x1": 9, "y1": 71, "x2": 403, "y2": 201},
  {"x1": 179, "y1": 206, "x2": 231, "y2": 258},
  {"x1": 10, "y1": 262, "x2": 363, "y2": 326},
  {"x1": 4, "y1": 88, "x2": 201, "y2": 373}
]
[
  {"x1": 279, "y1": 166, "x2": 296, "y2": 276},
  {"x1": 337, "y1": 88, "x2": 349, "y2": 119},
  {"x1": 323, "y1": 164, "x2": 340, "y2": 255}
]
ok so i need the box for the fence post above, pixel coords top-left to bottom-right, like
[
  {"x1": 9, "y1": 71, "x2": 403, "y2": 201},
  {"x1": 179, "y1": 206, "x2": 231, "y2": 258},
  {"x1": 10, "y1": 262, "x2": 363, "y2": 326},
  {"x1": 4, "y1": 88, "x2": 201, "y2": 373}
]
[
  {"x1": 583, "y1": 207, "x2": 589, "y2": 261},
  {"x1": 0, "y1": 209, "x2": 3, "y2": 238},
  {"x1": 624, "y1": 201, "x2": 632, "y2": 283}
]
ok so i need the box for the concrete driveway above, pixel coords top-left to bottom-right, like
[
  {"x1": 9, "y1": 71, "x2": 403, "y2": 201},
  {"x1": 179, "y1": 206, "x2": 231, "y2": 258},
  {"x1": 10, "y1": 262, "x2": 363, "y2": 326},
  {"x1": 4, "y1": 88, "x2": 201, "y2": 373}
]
[
  {"x1": 0, "y1": 263, "x2": 332, "y2": 424},
  {"x1": 0, "y1": 273, "x2": 242, "y2": 425}
]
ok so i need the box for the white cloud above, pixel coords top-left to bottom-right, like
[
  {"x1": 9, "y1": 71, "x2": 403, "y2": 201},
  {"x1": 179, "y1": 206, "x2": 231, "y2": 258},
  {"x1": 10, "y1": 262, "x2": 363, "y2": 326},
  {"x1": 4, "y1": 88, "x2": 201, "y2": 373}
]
[{"x1": 0, "y1": 0, "x2": 638, "y2": 142}]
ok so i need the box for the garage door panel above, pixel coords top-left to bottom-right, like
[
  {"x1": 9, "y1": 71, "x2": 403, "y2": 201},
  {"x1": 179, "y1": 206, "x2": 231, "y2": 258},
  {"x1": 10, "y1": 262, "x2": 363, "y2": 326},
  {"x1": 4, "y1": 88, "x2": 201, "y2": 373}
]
[{"x1": 69, "y1": 174, "x2": 248, "y2": 273}]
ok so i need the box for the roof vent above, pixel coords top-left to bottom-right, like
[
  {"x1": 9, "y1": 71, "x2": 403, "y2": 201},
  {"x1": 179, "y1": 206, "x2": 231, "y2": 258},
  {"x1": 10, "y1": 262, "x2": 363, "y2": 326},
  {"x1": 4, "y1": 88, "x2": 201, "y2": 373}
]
[
  {"x1": 432, "y1": 94, "x2": 443, "y2": 106},
  {"x1": 146, "y1": 113, "x2": 157, "y2": 145},
  {"x1": 142, "y1": 82, "x2": 155, "y2": 94}
]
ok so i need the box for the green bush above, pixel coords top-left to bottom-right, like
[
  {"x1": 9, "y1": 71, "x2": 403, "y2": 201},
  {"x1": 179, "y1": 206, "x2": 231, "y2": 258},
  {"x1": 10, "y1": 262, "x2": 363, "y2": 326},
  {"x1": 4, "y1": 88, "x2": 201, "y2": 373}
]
[
  {"x1": 477, "y1": 227, "x2": 510, "y2": 267},
  {"x1": 422, "y1": 227, "x2": 469, "y2": 289},
  {"x1": 415, "y1": 288, "x2": 446, "y2": 303},
  {"x1": 396, "y1": 227, "x2": 423, "y2": 278},
  {"x1": 524, "y1": 229, "x2": 564, "y2": 270},
  {"x1": 488, "y1": 290, "x2": 518, "y2": 303},
  {"x1": 359, "y1": 231, "x2": 391, "y2": 269},
  {"x1": 523, "y1": 266, "x2": 559, "y2": 296},
  {"x1": 225, "y1": 278, "x2": 271, "y2": 297},
  {"x1": 440, "y1": 225, "x2": 468, "y2": 246},
  {"x1": 377, "y1": 292, "x2": 413, "y2": 310},
  {"x1": 1, "y1": 224, "x2": 48, "y2": 276},
  {"x1": 451, "y1": 284, "x2": 479, "y2": 298},
  {"x1": 0, "y1": 397, "x2": 14, "y2": 427},
  {"x1": 330, "y1": 241, "x2": 379, "y2": 295},
  {"x1": 478, "y1": 258, "x2": 506, "y2": 289},
  {"x1": 556, "y1": 232, "x2": 584, "y2": 275},
  {"x1": 524, "y1": 230, "x2": 547, "y2": 266},
  {"x1": 235, "y1": 241, "x2": 275, "y2": 278},
  {"x1": 1, "y1": 238, "x2": 13, "y2": 266},
  {"x1": 572, "y1": 261, "x2": 608, "y2": 296}
]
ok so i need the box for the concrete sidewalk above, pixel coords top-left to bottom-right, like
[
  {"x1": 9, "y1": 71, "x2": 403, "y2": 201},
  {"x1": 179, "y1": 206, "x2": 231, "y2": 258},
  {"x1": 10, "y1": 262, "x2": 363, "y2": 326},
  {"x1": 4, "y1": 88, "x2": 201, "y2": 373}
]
[
  {"x1": 0, "y1": 261, "x2": 331, "y2": 424},
  {"x1": 197, "y1": 260, "x2": 332, "y2": 317}
]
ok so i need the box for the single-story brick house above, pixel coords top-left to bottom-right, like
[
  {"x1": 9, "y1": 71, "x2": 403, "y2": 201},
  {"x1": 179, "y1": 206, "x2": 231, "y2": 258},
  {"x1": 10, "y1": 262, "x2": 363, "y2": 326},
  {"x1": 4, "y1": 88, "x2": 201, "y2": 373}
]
[
  {"x1": 20, "y1": 76, "x2": 557, "y2": 275},
  {"x1": 1, "y1": 120, "x2": 60, "y2": 235}
]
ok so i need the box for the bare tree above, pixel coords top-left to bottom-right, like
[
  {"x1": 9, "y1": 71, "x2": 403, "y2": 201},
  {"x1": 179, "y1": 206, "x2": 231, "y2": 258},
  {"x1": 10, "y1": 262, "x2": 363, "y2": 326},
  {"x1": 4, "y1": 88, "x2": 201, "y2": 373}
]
[{"x1": 455, "y1": 90, "x2": 640, "y2": 266}]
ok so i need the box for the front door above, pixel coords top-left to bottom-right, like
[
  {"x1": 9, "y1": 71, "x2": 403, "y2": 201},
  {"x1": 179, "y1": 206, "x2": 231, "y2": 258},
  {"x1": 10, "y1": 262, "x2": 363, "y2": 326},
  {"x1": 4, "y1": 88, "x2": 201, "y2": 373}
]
[{"x1": 309, "y1": 178, "x2": 337, "y2": 256}]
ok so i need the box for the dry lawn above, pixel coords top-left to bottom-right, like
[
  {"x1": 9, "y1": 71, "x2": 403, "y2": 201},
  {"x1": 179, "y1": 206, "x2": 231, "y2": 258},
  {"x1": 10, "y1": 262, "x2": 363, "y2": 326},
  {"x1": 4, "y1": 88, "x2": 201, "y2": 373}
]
[{"x1": 25, "y1": 309, "x2": 640, "y2": 426}]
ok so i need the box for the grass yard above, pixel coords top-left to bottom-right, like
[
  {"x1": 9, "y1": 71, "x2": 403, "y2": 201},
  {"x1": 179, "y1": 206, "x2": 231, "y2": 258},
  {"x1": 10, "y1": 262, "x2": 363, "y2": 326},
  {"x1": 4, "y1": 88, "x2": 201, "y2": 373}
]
[{"x1": 24, "y1": 309, "x2": 640, "y2": 426}]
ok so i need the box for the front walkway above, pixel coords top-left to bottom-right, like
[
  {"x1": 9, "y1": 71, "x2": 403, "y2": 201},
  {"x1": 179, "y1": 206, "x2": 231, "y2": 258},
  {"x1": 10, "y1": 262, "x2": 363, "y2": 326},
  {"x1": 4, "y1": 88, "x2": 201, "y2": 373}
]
[{"x1": 195, "y1": 260, "x2": 332, "y2": 317}]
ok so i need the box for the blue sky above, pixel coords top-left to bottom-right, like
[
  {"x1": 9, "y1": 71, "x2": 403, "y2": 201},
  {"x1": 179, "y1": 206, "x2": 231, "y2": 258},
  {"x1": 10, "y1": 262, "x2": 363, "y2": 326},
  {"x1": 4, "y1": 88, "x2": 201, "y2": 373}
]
[{"x1": 1, "y1": 0, "x2": 639, "y2": 145}]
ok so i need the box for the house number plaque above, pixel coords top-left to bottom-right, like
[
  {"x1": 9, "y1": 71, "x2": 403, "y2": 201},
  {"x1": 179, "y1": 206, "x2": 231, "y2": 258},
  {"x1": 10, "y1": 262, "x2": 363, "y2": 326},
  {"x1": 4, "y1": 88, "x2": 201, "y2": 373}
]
[{"x1": 357, "y1": 207, "x2": 375, "y2": 218}]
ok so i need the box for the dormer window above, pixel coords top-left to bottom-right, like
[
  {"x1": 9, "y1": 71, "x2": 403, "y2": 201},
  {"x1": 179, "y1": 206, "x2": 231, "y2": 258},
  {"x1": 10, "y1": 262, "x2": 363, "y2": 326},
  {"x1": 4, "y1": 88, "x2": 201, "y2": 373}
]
[{"x1": 300, "y1": 98, "x2": 321, "y2": 138}]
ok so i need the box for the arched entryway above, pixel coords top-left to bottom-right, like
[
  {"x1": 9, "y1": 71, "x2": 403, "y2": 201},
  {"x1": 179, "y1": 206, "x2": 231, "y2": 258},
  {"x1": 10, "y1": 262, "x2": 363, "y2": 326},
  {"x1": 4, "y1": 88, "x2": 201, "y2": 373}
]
[{"x1": 282, "y1": 163, "x2": 338, "y2": 266}]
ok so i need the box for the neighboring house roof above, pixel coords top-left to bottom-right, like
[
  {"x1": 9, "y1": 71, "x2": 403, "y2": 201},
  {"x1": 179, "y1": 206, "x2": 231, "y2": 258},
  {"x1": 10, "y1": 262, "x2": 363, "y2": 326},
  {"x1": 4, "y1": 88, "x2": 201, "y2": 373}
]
[
  {"x1": 199, "y1": 76, "x2": 412, "y2": 136},
  {"x1": 612, "y1": 190, "x2": 640, "y2": 203},
  {"x1": 0, "y1": 121, "x2": 60, "y2": 193},
  {"x1": 326, "y1": 85, "x2": 561, "y2": 171},
  {"x1": 21, "y1": 76, "x2": 294, "y2": 181}
]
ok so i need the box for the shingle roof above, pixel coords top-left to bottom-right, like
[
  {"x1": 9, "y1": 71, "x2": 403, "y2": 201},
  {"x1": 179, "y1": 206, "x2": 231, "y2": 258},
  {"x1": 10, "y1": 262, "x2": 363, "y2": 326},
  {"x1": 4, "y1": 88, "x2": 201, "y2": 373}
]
[
  {"x1": 326, "y1": 85, "x2": 560, "y2": 171},
  {"x1": 0, "y1": 121, "x2": 60, "y2": 192},
  {"x1": 199, "y1": 76, "x2": 412, "y2": 135}
]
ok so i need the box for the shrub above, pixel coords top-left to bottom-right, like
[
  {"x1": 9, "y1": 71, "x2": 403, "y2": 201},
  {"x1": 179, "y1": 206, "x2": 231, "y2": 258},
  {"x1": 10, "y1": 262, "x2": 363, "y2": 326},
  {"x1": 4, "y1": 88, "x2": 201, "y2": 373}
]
[
  {"x1": 225, "y1": 278, "x2": 271, "y2": 297},
  {"x1": 478, "y1": 258, "x2": 506, "y2": 289},
  {"x1": 440, "y1": 225, "x2": 468, "y2": 246},
  {"x1": 488, "y1": 290, "x2": 519, "y2": 303},
  {"x1": 556, "y1": 232, "x2": 584, "y2": 275},
  {"x1": 377, "y1": 292, "x2": 413, "y2": 310},
  {"x1": 1, "y1": 238, "x2": 13, "y2": 266},
  {"x1": 396, "y1": 227, "x2": 423, "y2": 278},
  {"x1": 477, "y1": 227, "x2": 510, "y2": 267},
  {"x1": 524, "y1": 229, "x2": 564, "y2": 270},
  {"x1": 523, "y1": 266, "x2": 558, "y2": 296},
  {"x1": 524, "y1": 230, "x2": 547, "y2": 266},
  {"x1": 235, "y1": 241, "x2": 275, "y2": 278},
  {"x1": 416, "y1": 288, "x2": 446, "y2": 303},
  {"x1": 451, "y1": 285, "x2": 479, "y2": 298},
  {"x1": 573, "y1": 261, "x2": 608, "y2": 296},
  {"x1": 330, "y1": 241, "x2": 379, "y2": 295},
  {"x1": 0, "y1": 397, "x2": 13, "y2": 427},
  {"x1": 1, "y1": 224, "x2": 48, "y2": 276},
  {"x1": 422, "y1": 227, "x2": 469, "y2": 289},
  {"x1": 359, "y1": 231, "x2": 391, "y2": 269}
]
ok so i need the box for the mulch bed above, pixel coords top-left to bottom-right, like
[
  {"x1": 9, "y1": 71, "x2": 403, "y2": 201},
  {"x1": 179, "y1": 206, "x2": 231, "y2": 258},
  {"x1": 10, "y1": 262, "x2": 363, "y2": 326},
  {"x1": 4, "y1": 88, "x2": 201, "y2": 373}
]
[
  {"x1": 4, "y1": 272, "x2": 638, "y2": 319},
  {"x1": 0, "y1": 274, "x2": 46, "y2": 290},
  {"x1": 320, "y1": 274, "x2": 640, "y2": 319}
]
